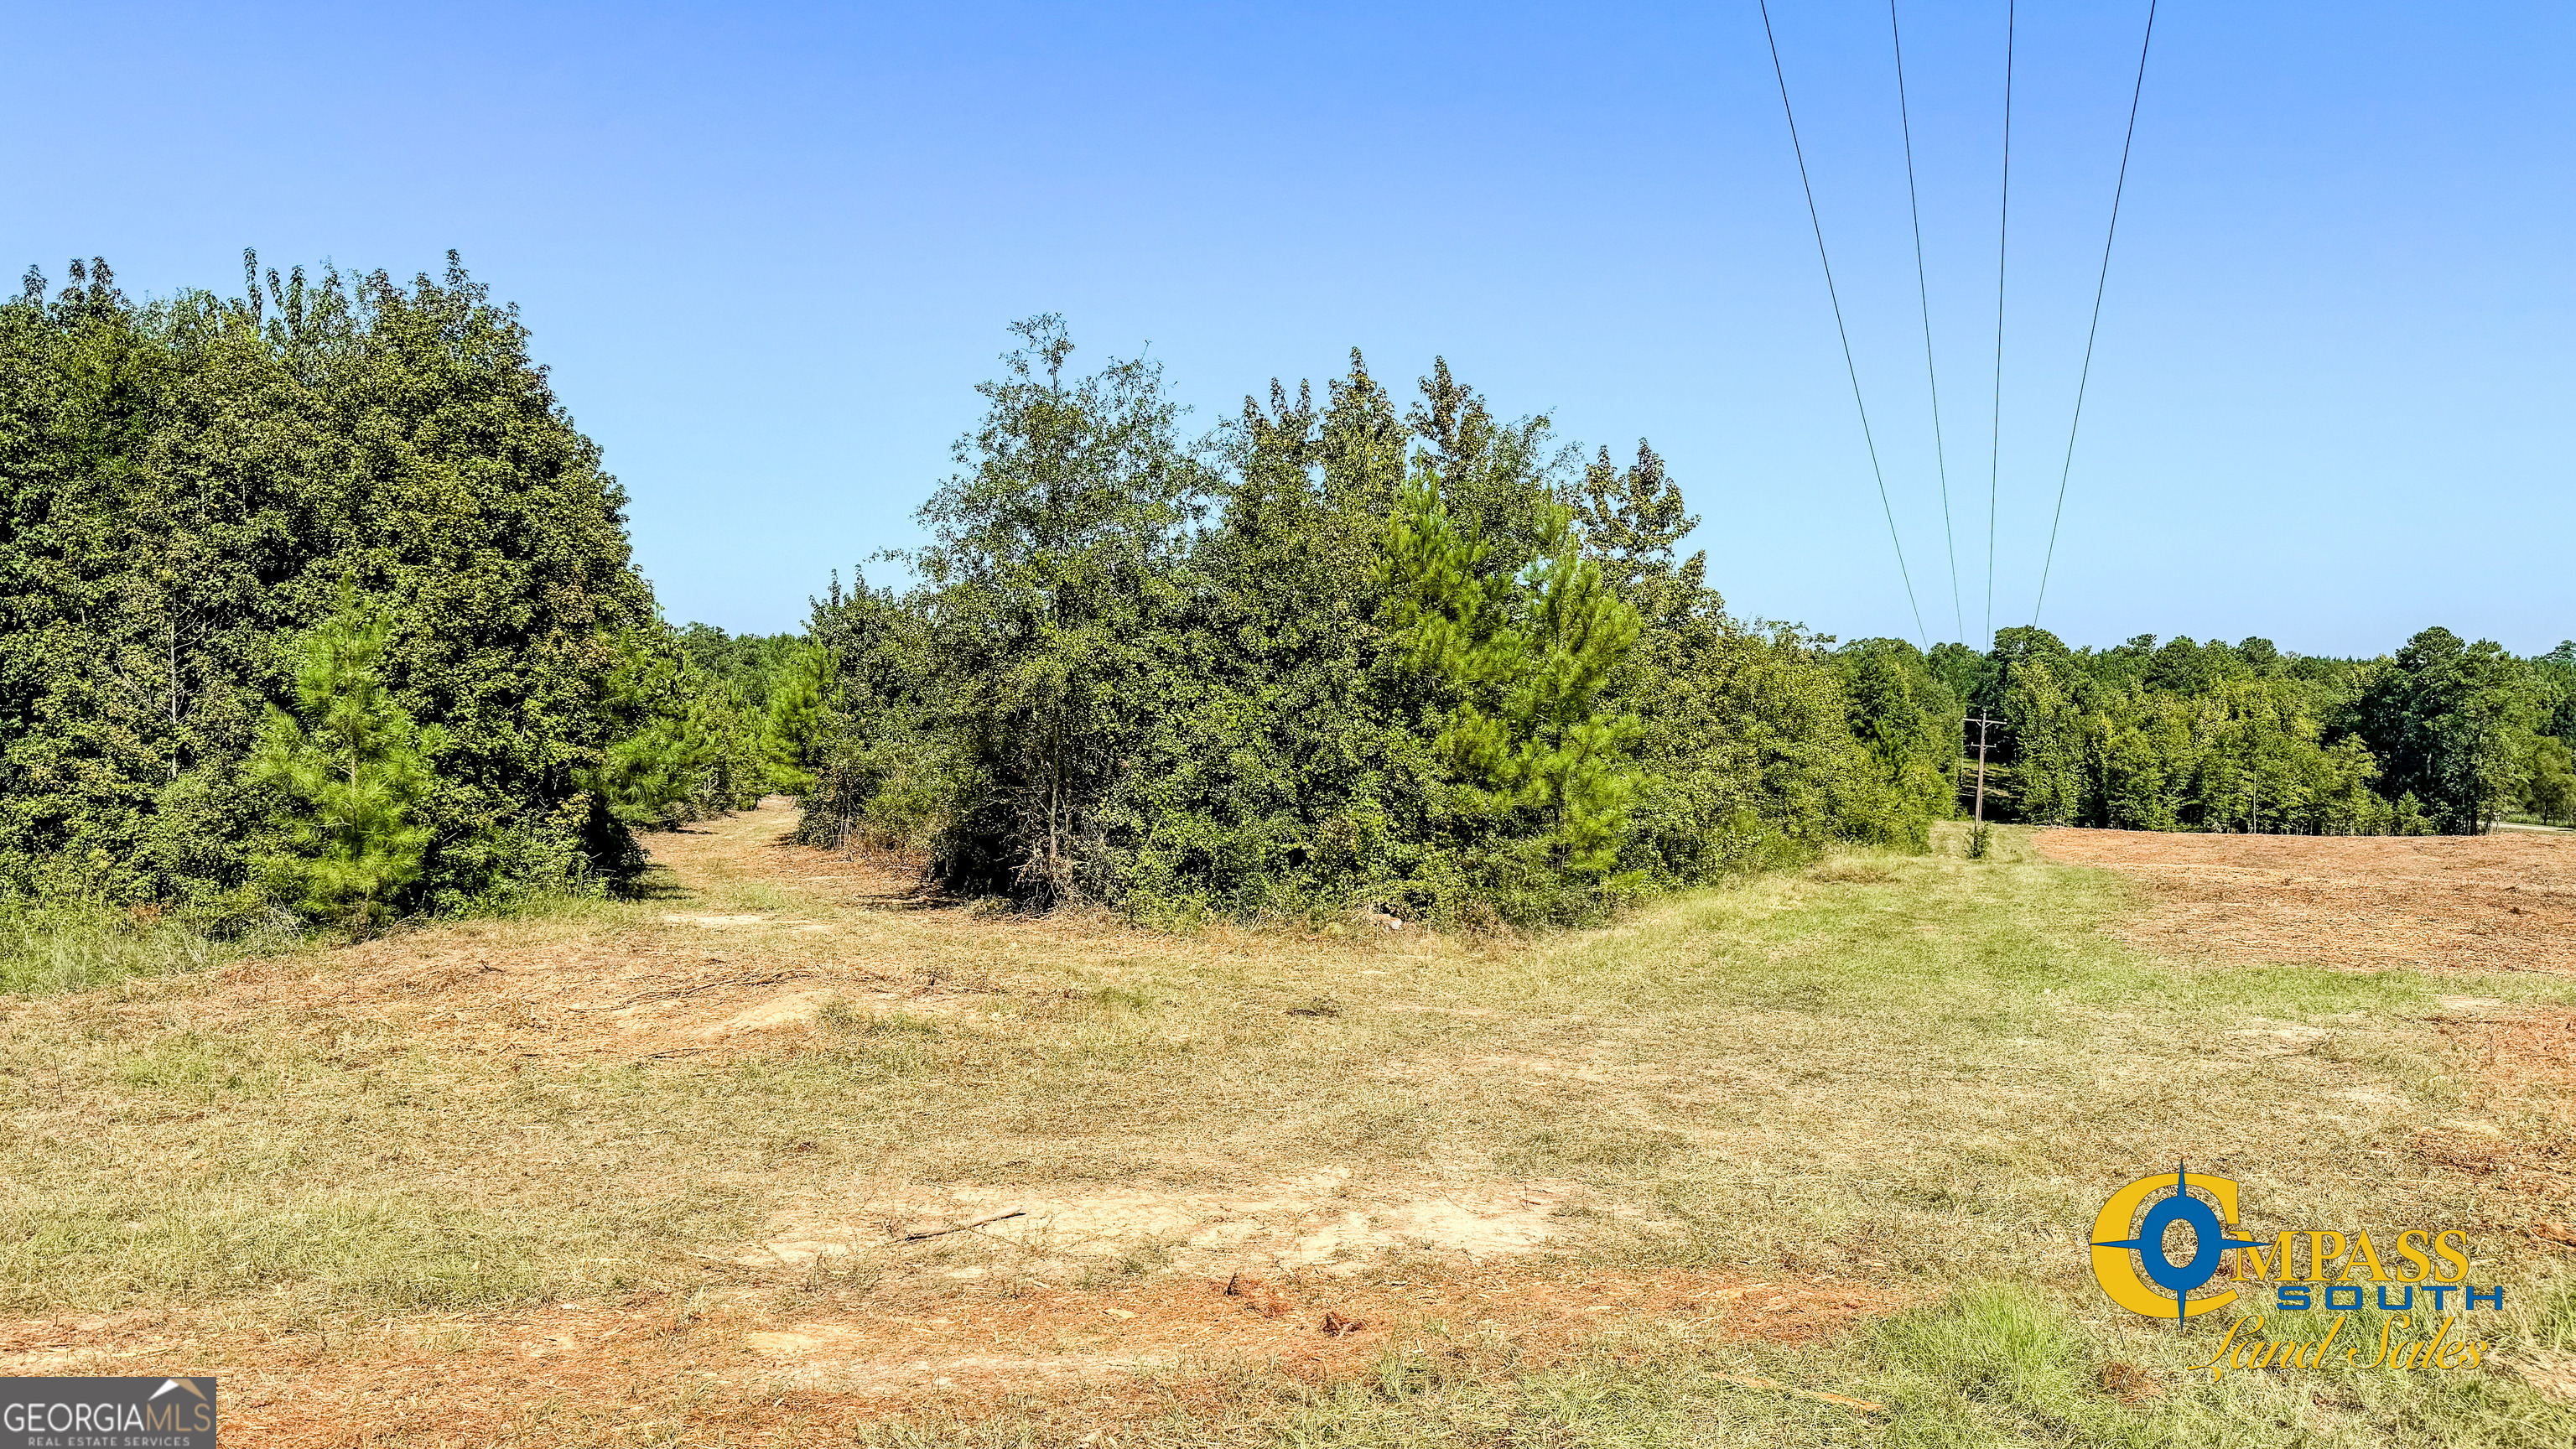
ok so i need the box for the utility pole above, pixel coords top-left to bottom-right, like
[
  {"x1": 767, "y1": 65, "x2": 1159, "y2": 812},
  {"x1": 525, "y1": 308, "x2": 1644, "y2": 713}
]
[
  {"x1": 2245, "y1": 728, "x2": 2263, "y2": 834},
  {"x1": 1966, "y1": 710, "x2": 2003, "y2": 825}
]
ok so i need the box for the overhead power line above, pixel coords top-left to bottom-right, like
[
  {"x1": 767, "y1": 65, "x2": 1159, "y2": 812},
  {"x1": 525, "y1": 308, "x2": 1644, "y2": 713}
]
[
  {"x1": 2031, "y1": 0, "x2": 2160, "y2": 627},
  {"x1": 1888, "y1": 0, "x2": 1964, "y2": 645},
  {"x1": 1982, "y1": 0, "x2": 2016, "y2": 650},
  {"x1": 1756, "y1": 0, "x2": 1930, "y2": 652}
]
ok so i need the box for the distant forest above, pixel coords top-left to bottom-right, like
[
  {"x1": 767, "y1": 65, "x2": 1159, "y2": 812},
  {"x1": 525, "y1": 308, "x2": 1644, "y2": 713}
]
[{"x1": 3, "y1": 266, "x2": 2568, "y2": 931}]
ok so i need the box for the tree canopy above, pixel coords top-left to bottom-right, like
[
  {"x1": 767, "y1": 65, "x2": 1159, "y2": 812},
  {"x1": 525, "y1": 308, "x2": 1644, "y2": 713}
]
[{"x1": 0, "y1": 254, "x2": 674, "y2": 917}]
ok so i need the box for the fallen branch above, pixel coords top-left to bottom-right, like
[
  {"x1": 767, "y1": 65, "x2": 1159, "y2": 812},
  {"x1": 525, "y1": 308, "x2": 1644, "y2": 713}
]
[
  {"x1": 615, "y1": 970, "x2": 813, "y2": 1009},
  {"x1": 1711, "y1": 1374, "x2": 1883, "y2": 1415},
  {"x1": 900, "y1": 1209, "x2": 1026, "y2": 1242}
]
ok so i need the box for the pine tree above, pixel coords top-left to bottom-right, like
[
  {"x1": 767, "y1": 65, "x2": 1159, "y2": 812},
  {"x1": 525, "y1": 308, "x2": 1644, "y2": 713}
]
[
  {"x1": 761, "y1": 640, "x2": 835, "y2": 792},
  {"x1": 1383, "y1": 483, "x2": 1642, "y2": 879},
  {"x1": 250, "y1": 594, "x2": 439, "y2": 927},
  {"x1": 589, "y1": 633, "x2": 761, "y2": 831}
]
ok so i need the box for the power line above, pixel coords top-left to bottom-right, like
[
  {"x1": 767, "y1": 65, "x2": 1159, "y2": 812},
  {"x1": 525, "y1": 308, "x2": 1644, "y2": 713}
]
[
  {"x1": 1757, "y1": 0, "x2": 1930, "y2": 652},
  {"x1": 2032, "y1": 0, "x2": 2160, "y2": 627},
  {"x1": 1888, "y1": 0, "x2": 1963, "y2": 646},
  {"x1": 1982, "y1": 0, "x2": 2015, "y2": 649}
]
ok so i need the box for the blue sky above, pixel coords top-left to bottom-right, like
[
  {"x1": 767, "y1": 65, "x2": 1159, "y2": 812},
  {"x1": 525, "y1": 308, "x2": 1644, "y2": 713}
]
[{"x1": 9, "y1": 2, "x2": 2569, "y2": 654}]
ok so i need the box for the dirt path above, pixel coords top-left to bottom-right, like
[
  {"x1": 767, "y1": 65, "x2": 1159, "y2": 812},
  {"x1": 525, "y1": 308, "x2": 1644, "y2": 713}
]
[{"x1": 2034, "y1": 827, "x2": 2576, "y2": 974}]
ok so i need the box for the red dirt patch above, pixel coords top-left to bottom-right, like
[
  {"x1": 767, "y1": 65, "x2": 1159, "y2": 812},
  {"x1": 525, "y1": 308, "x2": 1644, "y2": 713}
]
[
  {"x1": 0, "y1": 1270, "x2": 1898, "y2": 1446},
  {"x1": 2417, "y1": 1006, "x2": 2576, "y2": 1204},
  {"x1": 2035, "y1": 828, "x2": 2576, "y2": 974}
]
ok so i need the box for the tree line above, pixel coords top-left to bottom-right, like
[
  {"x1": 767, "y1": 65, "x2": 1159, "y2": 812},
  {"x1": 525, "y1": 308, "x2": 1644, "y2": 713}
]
[
  {"x1": 745, "y1": 319, "x2": 2573, "y2": 924},
  {"x1": 752, "y1": 317, "x2": 1936, "y2": 926},
  {"x1": 1914, "y1": 626, "x2": 2576, "y2": 836},
  {"x1": 5, "y1": 268, "x2": 2565, "y2": 935},
  {"x1": 0, "y1": 256, "x2": 787, "y2": 927}
]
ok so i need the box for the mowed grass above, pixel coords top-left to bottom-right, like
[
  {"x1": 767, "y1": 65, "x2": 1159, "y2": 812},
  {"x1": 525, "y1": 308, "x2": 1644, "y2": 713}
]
[{"x1": 1, "y1": 818, "x2": 2570, "y2": 1444}]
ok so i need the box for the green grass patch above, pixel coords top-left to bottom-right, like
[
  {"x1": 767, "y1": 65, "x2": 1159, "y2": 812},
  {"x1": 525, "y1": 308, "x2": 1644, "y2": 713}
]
[{"x1": 0, "y1": 901, "x2": 293, "y2": 995}]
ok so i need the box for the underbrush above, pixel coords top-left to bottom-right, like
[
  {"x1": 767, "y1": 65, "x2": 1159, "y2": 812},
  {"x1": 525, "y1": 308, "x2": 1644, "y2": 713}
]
[{"x1": 0, "y1": 901, "x2": 299, "y2": 995}]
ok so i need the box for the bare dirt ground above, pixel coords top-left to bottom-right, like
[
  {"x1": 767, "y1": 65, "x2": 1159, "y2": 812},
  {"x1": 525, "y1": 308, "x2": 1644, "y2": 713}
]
[
  {"x1": 0, "y1": 1267, "x2": 1893, "y2": 1448},
  {"x1": 2033, "y1": 828, "x2": 2576, "y2": 974}
]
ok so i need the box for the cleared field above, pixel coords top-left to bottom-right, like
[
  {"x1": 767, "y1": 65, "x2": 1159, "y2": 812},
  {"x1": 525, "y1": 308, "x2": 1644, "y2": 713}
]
[
  {"x1": 2035, "y1": 828, "x2": 2576, "y2": 974},
  {"x1": 2, "y1": 808, "x2": 2572, "y2": 1445}
]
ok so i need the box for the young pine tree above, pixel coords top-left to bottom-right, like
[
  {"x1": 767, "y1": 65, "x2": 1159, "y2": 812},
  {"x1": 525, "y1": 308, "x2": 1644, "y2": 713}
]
[
  {"x1": 761, "y1": 640, "x2": 835, "y2": 792},
  {"x1": 1382, "y1": 483, "x2": 1642, "y2": 883},
  {"x1": 251, "y1": 595, "x2": 440, "y2": 927},
  {"x1": 590, "y1": 633, "x2": 761, "y2": 831}
]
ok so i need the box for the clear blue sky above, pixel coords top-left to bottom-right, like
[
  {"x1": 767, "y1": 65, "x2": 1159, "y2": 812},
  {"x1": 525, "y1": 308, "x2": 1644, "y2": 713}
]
[{"x1": 9, "y1": 3, "x2": 2569, "y2": 655}]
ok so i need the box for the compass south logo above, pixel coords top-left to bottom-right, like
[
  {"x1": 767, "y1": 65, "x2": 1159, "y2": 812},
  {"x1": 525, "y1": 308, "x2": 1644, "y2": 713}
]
[{"x1": 2086, "y1": 1163, "x2": 2506, "y2": 1379}]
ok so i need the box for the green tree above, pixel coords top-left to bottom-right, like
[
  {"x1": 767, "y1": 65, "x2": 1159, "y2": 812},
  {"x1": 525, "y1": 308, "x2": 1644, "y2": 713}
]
[
  {"x1": 760, "y1": 639, "x2": 835, "y2": 792},
  {"x1": 1990, "y1": 631, "x2": 2085, "y2": 825},
  {"x1": 1576, "y1": 442, "x2": 1705, "y2": 626},
  {"x1": 794, "y1": 569, "x2": 953, "y2": 853},
  {"x1": 1105, "y1": 363, "x2": 1413, "y2": 915},
  {"x1": 2081, "y1": 690, "x2": 2189, "y2": 830},
  {"x1": 912, "y1": 316, "x2": 1210, "y2": 904},
  {"x1": 2354, "y1": 628, "x2": 2539, "y2": 833},
  {"x1": 2307, "y1": 735, "x2": 2396, "y2": 834},
  {"x1": 2523, "y1": 735, "x2": 2576, "y2": 826},
  {"x1": 589, "y1": 631, "x2": 761, "y2": 832},
  {"x1": 1383, "y1": 485, "x2": 1642, "y2": 881},
  {"x1": 2532, "y1": 641, "x2": 2576, "y2": 752},
  {"x1": 249, "y1": 595, "x2": 439, "y2": 926},
  {"x1": 1836, "y1": 639, "x2": 1960, "y2": 841},
  {"x1": 0, "y1": 252, "x2": 656, "y2": 910}
]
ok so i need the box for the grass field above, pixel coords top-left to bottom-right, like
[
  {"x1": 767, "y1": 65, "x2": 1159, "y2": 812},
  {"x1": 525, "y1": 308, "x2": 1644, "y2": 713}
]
[{"x1": 2, "y1": 805, "x2": 2571, "y2": 1445}]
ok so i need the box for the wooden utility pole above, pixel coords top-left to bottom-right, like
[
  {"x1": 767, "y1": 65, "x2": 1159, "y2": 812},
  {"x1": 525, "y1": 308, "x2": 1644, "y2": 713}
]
[{"x1": 1966, "y1": 711, "x2": 2003, "y2": 825}]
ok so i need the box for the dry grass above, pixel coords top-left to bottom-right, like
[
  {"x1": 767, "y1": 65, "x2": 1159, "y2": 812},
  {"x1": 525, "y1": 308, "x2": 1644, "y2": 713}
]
[
  {"x1": 42, "y1": 1266, "x2": 1900, "y2": 1449},
  {"x1": 1, "y1": 808, "x2": 2572, "y2": 1443},
  {"x1": 0, "y1": 899, "x2": 301, "y2": 994},
  {"x1": 2035, "y1": 827, "x2": 2576, "y2": 974}
]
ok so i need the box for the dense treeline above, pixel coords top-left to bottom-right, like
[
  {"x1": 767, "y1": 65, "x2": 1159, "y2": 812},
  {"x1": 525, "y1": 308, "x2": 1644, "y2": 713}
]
[
  {"x1": 8, "y1": 261, "x2": 2566, "y2": 935},
  {"x1": 1893, "y1": 626, "x2": 2576, "y2": 835},
  {"x1": 779, "y1": 319, "x2": 1945, "y2": 926},
  {"x1": 762, "y1": 324, "x2": 2572, "y2": 922},
  {"x1": 0, "y1": 256, "x2": 778, "y2": 926}
]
